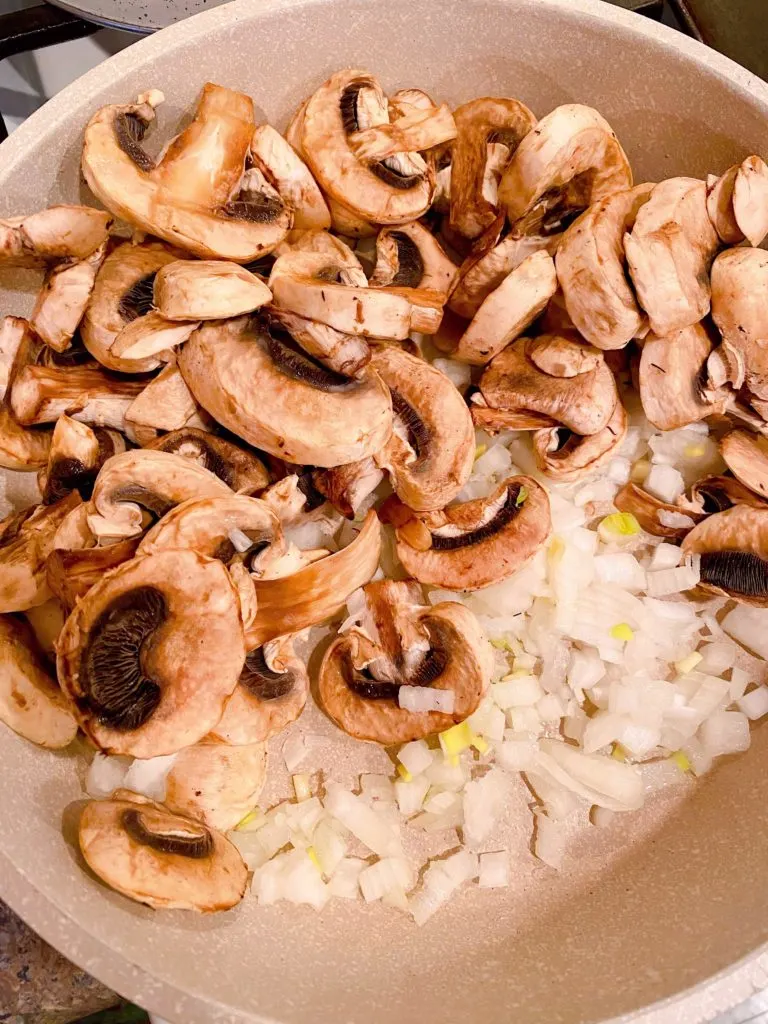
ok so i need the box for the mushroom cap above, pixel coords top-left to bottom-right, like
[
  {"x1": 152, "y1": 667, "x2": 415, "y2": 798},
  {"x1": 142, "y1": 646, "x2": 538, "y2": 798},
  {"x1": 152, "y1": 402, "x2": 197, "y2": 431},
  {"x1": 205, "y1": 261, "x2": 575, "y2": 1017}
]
[
  {"x1": 533, "y1": 399, "x2": 627, "y2": 481},
  {"x1": 312, "y1": 456, "x2": 384, "y2": 519},
  {"x1": 395, "y1": 476, "x2": 551, "y2": 590},
  {"x1": 164, "y1": 741, "x2": 268, "y2": 832},
  {"x1": 451, "y1": 249, "x2": 558, "y2": 365},
  {"x1": 639, "y1": 322, "x2": 728, "y2": 431},
  {"x1": 711, "y1": 248, "x2": 768, "y2": 400},
  {"x1": 30, "y1": 242, "x2": 108, "y2": 354},
  {"x1": 625, "y1": 177, "x2": 719, "y2": 337},
  {"x1": 145, "y1": 427, "x2": 269, "y2": 494},
  {"x1": 79, "y1": 791, "x2": 247, "y2": 911},
  {"x1": 707, "y1": 156, "x2": 768, "y2": 248},
  {"x1": 319, "y1": 583, "x2": 491, "y2": 744},
  {"x1": 108, "y1": 310, "x2": 200, "y2": 364},
  {"x1": 555, "y1": 183, "x2": 654, "y2": 350},
  {"x1": 0, "y1": 614, "x2": 77, "y2": 749},
  {"x1": 57, "y1": 549, "x2": 246, "y2": 757},
  {"x1": 178, "y1": 315, "x2": 393, "y2": 468},
  {"x1": 682, "y1": 504, "x2": 768, "y2": 606},
  {"x1": 266, "y1": 308, "x2": 371, "y2": 379},
  {"x1": 0, "y1": 492, "x2": 81, "y2": 613},
  {"x1": 251, "y1": 122, "x2": 331, "y2": 235},
  {"x1": 153, "y1": 260, "x2": 272, "y2": 321},
  {"x1": 0, "y1": 205, "x2": 111, "y2": 267},
  {"x1": 479, "y1": 333, "x2": 618, "y2": 436},
  {"x1": 720, "y1": 430, "x2": 768, "y2": 501},
  {"x1": 371, "y1": 345, "x2": 474, "y2": 511},
  {"x1": 246, "y1": 509, "x2": 381, "y2": 647},
  {"x1": 498, "y1": 104, "x2": 632, "y2": 231},
  {"x1": 614, "y1": 481, "x2": 704, "y2": 540},
  {"x1": 0, "y1": 317, "x2": 53, "y2": 470},
  {"x1": 125, "y1": 363, "x2": 202, "y2": 438},
  {"x1": 210, "y1": 633, "x2": 309, "y2": 744},
  {"x1": 46, "y1": 536, "x2": 141, "y2": 612},
  {"x1": 40, "y1": 416, "x2": 124, "y2": 505},
  {"x1": 448, "y1": 96, "x2": 537, "y2": 241},
  {"x1": 369, "y1": 221, "x2": 458, "y2": 297},
  {"x1": 300, "y1": 69, "x2": 433, "y2": 225}
]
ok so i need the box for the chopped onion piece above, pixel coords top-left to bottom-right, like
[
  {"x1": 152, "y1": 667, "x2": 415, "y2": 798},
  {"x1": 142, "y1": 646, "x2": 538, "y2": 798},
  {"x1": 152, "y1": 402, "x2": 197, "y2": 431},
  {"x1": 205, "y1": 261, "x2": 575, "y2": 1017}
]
[
  {"x1": 722, "y1": 605, "x2": 768, "y2": 661},
  {"x1": 533, "y1": 812, "x2": 566, "y2": 869},
  {"x1": 607, "y1": 457, "x2": 631, "y2": 485},
  {"x1": 699, "y1": 711, "x2": 750, "y2": 757},
  {"x1": 399, "y1": 686, "x2": 455, "y2": 713},
  {"x1": 328, "y1": 857, "x2": 366, "y2": 900},
  {"x1": 228, "y1": 527, "x2": 253, "y2": 553},
  {"x1": 537, "y1": 693, "x2": 565, "y2": 723},
  {"x1": 433, "y1": 358, "x2": 472, "y2": 392},
  {"x1": 86, "y1": 753, "x2": 132, "y2": 799},
  {"x1": 292, "y1": 773, "x2": 311, "y2": 802},
  {"x1": 312, "y1": 819, "x2": 347, "y2": 877},
  {"x1": 397, "y1": 740, "x2": 434, "y2": 776},
  {"x1": 123, "y1": 753, "x2": 178, "y2": 802},
  {"x1": 675, "y1": 652, "x2": 703, "y2": 676},
  {"x1": 507, "y1": 705, "x2": 543, "y2": 736},
  {"x1": 648, "y1": 543, "x2": 683, "y2": 571},
  {"x1": 359, "y1": 857, "x2": 413, "y2": 902},
  {"x1": 697, "y1": 642, "x2": 735, "y2": 676},
  {"x1": 395, "y1": 775, "x2": 431, "y2": 816},
  {"x1": 478, "y1": 850, "x2": 511, "y2": 888},
  {"x1": 737, "y1": 685, "x2": 768, "y2": 721},
  {"x1": 730, "y1": 667, "x2": 750, "y2": 701},
  {"x1": 681, "y1": 737, "x2": 713, "y2": 777},
  {"x1": 644, "y1": 464, "x2": 685, "y2": 504},
  {"x1": 594, "y1": 553, "x2": 646, "y2": 592},
  {"x1": 463, "y1": 769, "x2": 508, "y2": 845},
  {"x1": 324, "y1": 785, "x2": 403, "y2": 858},
  {"x1": 492, "y1": 675, "x2": 542, "y2": 709},
  {"x1": 496, "y1": 735, "x2": 539, "y2": 772},
  {"x1": 466, "y1": 699, "x2": 506, "y2": 742},
  {"x1": 645, "y1": 555, "x2": 700, "y2": 597},
  {"x1": 410, "y1": 850, "x2": 478, "y2": 926},
  {"x1": 538, "y1": 738, "x2": 645, "y2": 811},
  {"x1": 597, "y1": 512, "x2": 640, "y2": 544}
]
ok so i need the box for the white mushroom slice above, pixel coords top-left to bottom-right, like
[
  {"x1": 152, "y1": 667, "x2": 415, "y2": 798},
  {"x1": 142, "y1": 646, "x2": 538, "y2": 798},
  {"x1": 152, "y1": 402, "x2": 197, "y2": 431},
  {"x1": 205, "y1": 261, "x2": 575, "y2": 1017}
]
[
  {"x1": 164, "y1": 742, "x2": 267, "y2": 832},
  {"x1": 711, "y1": 248, "x2": 768, "y2": 400},
  {"x1": 58, "y1": 550, "x2": 245, "y2": 757},
  {"x1": 449, "y1": 97, "x2": 537, "y2": 240},
  {"x1": 280, "y1": 229, "x2": 367, "y2": 282},
  {"x1": 371, "y1": 345, "x2": 474, "y2": 511},
  {"x1": 555, "y1": 183, "x2": 654, "y2": 350},
  {"x1": 533, "y1": 399, "x2": 628, "y2": 481},
  {"x1": 0, "y1": 614, "x2": 77, "y2": 749},
  {"x1": 681, "y1": 506, "x2": 768, "y2": 606},
  {"x1": 88, "y1": 448, "x2": 232, "y2": 540},
  {"x1": 30, "y1": 242, "x2": 108, "y2": 354},
  {"x1": 9, "y1": 364, "x2": 145, "y2": 433},
  {"x1": 720, "y1": 430, "x2": 768, "y2": 501},
  {"x1": 152, "y1": 260, "x2": 271, "y2": 321},
  {"x1": 499, "y1": 104, "x2": 632, "y2": 234},
  {"x1": 0, "y1": 317, "x2": 52, "y2": 470},
  {"x1": 625, "y1": 177, "x2": 719, "y2": 337},
  {"x1": 46, "y1": 537, "x2": 141, "y2": 613},
  {"x1": 313, "y1": 457, "x2": 384, "y2": 518},
  {"x1": 349, "y1": 102, "x2": 456, "y2": 163},
  {"x1": 179, "y1": 315, "x2": 392, "y2": 467},
  {"x1": 450, "y1": 250, "x2": 558, "y2": 365},
  {"x1": 706, "y1": 155, "x2": 768, "y2": 247},
  {"x1": 24, "y1": 598, "x2": 66, "y2": 660},
  {"x1": 247, "y1": 510, "x2": 380, "y2": 647},
  {"x1": 109, "y1": 311, "x2": 199, "y2": 362},
  {"x1": 250, "y1": 123, "x2": 331, "y2": 235},
  {"x1": 146, "y1": 427, "x2": 269, "y2": 494},
  {"x1": 39, "y1": 415, "x2": 124, "y2": 505},
  {"x1": 266, "y1": 308, "x2": 370, "y2": 378},
  {"x1": 0, "y1": 205, "x2": 111, "y2": 267},
  {"x1": 369, "y1": 222, "x2": 458, "y2": 297},
  {"x1": 706, "y1": 166, "x2": 742, "y2": 244},
  {"x1": 79, "y1": 792, "x2": 247, "y2": 912},
  {"x1": 327, "y1": 196, "x2": 378, "y2": 237},
  {"x1": 125, "y1": 363, "x2": 203, "y2": 436},
  {"x1": 300, "y1": 69, "x2": 433, "y2": 224},
  {"x1": 0, "y1": 492, "x2": 81, "y2": 613},
  {"x1": 210, "y1": 634, "x2": 309, "y2": 744},
  {"x1": 82, "y1": 85, "x2": 291, "y2": 262}
]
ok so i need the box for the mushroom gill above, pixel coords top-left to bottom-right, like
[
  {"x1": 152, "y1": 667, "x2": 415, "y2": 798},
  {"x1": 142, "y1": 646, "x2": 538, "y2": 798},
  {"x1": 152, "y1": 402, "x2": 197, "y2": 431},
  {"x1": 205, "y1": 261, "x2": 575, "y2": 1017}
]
[
  {"x1": 533, "y1": 399, "x2": 627, "y2": 481},
  {"x1": 682, "y1": 505, "x2": 768, "y2": 606},
  {"x1": 369, "y1": 221, "x2": 457, "y2": 297},
  {"x1": 39, "y1": 415, "x2": 125, "y2": 505},
  {"x1": 146, "y1": 426, "x2": 270, "y2": 494}
]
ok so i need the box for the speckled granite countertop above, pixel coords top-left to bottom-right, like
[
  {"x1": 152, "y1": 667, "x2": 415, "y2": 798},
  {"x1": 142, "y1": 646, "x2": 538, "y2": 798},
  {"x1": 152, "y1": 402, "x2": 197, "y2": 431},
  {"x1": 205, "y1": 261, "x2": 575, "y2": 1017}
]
[{"x1": 0, "y1": 900, "x2": 117, "y2": 1023}]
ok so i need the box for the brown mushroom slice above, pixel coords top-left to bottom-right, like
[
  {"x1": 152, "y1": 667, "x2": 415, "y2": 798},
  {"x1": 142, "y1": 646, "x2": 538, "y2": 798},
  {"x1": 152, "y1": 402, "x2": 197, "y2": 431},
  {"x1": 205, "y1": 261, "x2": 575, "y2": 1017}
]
[
  {"x1": 369, "y1": 222, "x2": 458, "y2": 297},
  {"x1": 312, "y1": 457, "x2": 384, "y2": 518},
  {"x1": 707, "y1": 156, "x2": 768, "y2": 247},
  {"x1": 319, "y1": 581, "x2": 491, "y2": 744},
  {"x1": 260, "y1": 472, "x2": 323, "y2": 524},
  {"x1": 211, "y1": 634, "x2": 309, "y2": 744},
  {"x1": 533, "y1": 399, "x2": 628, "y2": 481},
  {"x1": 711, "y1": 248, "x2": 768, "y2": 400},
  {"x1": 124, "y1": 364, "x2": 204, "y2": 440},
  {"x1": 614, "y1": 482, "x2": 704, "y2": 540},
  {"x1": 30, "y1": 242, "x2": 109, "y2": 354},
  {"x1": 682, "y1": 505, "x2": 768, "y2": 606},
  {"x1": 449, "y1": 97, "x2": 537, "y2": 241},
  {"x1": 639, "y1": 323, "x2": 728, "y2": 431},
  {"x1": 109, "y1": 311, "x2": 200, "y2": 363},
  {"x1": 349, "y1": 101, "x2": 456, "y2": 164},
  {"x1": 82, "y1": 86, "x2": 291, "y2": 262},
  {"x1": 0, "y1": 205, "x2": 111, "y2": 267},
  {"x1": 179, "y1": 315, "x2": 392, "y2": 467},
  {"x1": 720, "y1": 430, "x2": 768, "y2": 501},
  {"x1": 689, "y1": 475, "x2": 768, "y2": 514},
  {"x1": 46, "y1": 537, "x2": 141, "y2": 613},
  {"x1": 250, "y1": 122, "x2": 331, "y2": 236},
  {"x1": 371, "y1": 345, "x2": 474, "y2": 511},
  {"x1": 9, "y1": 364, "x2": 145, "y2": 435},
  {"x1": 499, "y1": 105, "x2": 632, "y2": 236},
  {"x1": 470, "y1": 401, "x2": 558, "y2": 433},
  {"x1": 146, "y1": 427, "x2": 269, "y2": 494},
  {"x1": 450, "y1": 250, "x2": 558, "y2": 365},
  {"x1": 266, "y1": 308, "x2": 370, "y2": 379},
  {"x1": 153, "y1": 260, "x2": 272, "y2": 321},
  {"x1": 88, "y1": 448, "x2": 232, "y2": 540},
  {"x1": 555, "y1": 184, "x2": 654, "y2": 350},
  {"x1": 39, "y1": 415, "x2": 125, "y2": 505},
  {"x1": 58, "y1": 549, "x2": 245, "y2": 756},
  {"x1": 0, "y1": 614, "x2": 77, "y2": 748},
  {"x1": 246, "y1": 509, "x2": 380, "y2": 646},
  {"x1": 478, "y1": 334, "x2": 618, "y2": 436},
  {"x1": 625, "y1": 177, "x2": 719, "y2": 337},
  {"x1": 79, "y1": 792, "x2": 247, "y2": 911},
  {"x1": 395, "y1": 476, "x2": 551, "y2": 590},
  {"x1": 0, "y1": 492, "x2": 81, "y2": 613},
  {"x1": 164, "y1": 741, "x2": 267, "y2": 832},
  {"x1": 0, "y1": 317, "x2": 52, "y2": 470}
]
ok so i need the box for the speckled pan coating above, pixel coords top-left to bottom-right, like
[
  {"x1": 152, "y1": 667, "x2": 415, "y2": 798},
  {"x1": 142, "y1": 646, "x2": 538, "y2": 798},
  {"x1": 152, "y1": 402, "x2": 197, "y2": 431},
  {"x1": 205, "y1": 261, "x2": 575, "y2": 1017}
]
[{"x1": 1, "y1": 1, "x2": 768, "y2": 1022}]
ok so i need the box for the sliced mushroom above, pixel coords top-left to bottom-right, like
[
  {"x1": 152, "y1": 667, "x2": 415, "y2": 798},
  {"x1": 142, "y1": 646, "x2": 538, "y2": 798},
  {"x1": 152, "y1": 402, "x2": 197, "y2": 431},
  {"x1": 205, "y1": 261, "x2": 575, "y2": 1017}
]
[
  {"x1": 9, "y1": 364, "x2": 145, "y2": 433},
  {"x1": 555, "y1": 183, "x2": 654, "y2": 349},
  {"x1": 300, "y1": 70, "x2": 433, "y2": 224},
  {"x1": 146, "y1": 427, "x2": 269, "y2": 494},
  {"x1": 0, "y1": 614, "x2": 77, "y2": 749},
  {"x1": 0, "y1": 492, "x2": 81, "y2": 613},
  {"x1": 469, "y1": 398, "x2": 558, "y2": 433},
  {"x1": 689, "y1": 474, "x2": 768, "y2": 514},
  {"x1": 449, "y1": 97, "x2": 537, "y2": 240},
  {"x1": 164, "y1": 741, "x2": 267, "y2": 832},
  {"x1": 682, "y1": 505, "x2": 768, "y2": 606},
  {"x1": 393, "y1": 476, "x2": 551, "y2": 590},
  {"x1": 614, "y1": 482, "x2": 704, "y2": 540},
  {"x1": 153, "y1": 260, "x2": 272, "y2": 321},
  {"x1": 319, "y1": 580, "x2": 491, "y2": 743},
  {"x1": 125, "y1": 363, "x2": 205, "y2": 440},
  {"x1": 246, "y1": 509, "x2": 380, "y2": 646},
  {"x1": 260, "y1": 471, "x2": 325, "y2": 524},
  {"x1": 639, "y1": 322, "x2": 728, "y2": 431},
  {"x1": 371, "y1": 344, "x2": 474, "y2": 511},
  {"x1": 499, "y1": 105, "x2": 632, "y2": 236},
  {"x1": 88, "y1": 448, "x2": 232, "y2": 540},
  {"x1": 533, "y1": 399, "x2": 627, "y2": 481},
  {"x1": 39, "y1": 415, "x2": 125, "y2": 504},
  {"x1": 706, "y1": 155, "x2": 768, "y2": 247},
  {"x1": 369, "y1": 221, "x2": 458, "y2": 297},
  {"x1": 450, "y1": 249, "x2": 558, "y2": 365},
  {"x1": 720, "y1": 430, "x2": 768, "y2": 501},
  {"x1": 24, "y1": 597, "x2": 66, "y2": 661},
  {"x1": 46, "y1": 537, "x2": 141, "y2": 613},
  {"x1": 265, "y1": 307, "x2": 370, "y2": 378},
  {"x1": 251, "y1": 122, "x2": 331, "y2": 235},
  {"x1": 349, "y1": 100, "x2": 455, "y2": 164},
  {"x1": 711, "y1": 248, "x2": 768, "y2": 400},
  {"x1": 0, "y1": 317, "x2": 52, "y2": 470},
  {"x1": 0, "y1": 205, "x2": 111, "y2": 267},
  {"x1": 79, "y1": 791, "x2": 247, "y2": 911},
  {"x1": 179, "y1": 315, "x2": 392, "y2": 467},
  {"x1": 210, "y1": 634, "x2": 309, "y2": 744},
  {"x1": 82, "y1": 85, "x2": 291, "y2": 261},
  {"x1": 30, "y1": 242, "x2": 108, "y2": 353},
  {"x1": 625, "y1": 177, "x2": 719, "y2": 337},
  {"x1": 478, "y1": 333, "x2": 618, "y2": 436},
  {"x1": 58, "y1": 549, "x2": 245, "y2": 756},
  {"x1": 108, "y1": 311, "x2": 200, "y2": 364},
  {"x1": 312, "y1": 457, "x2": 384, "y2": 518}
]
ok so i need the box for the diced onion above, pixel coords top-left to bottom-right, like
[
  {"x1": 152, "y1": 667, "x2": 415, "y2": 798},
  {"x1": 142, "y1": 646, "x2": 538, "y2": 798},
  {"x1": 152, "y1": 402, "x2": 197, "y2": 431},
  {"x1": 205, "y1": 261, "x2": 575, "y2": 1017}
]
[
  {"x1": 228, "y1": 527, "x2": 253, "y2": 553},
  {"x1": 478, "y1": 850, "x2": 511, "y2": 888},
  {"x1": 394, "y1": 775, "x2": 431, "y2": 816},
  {"x1": 85, "y1": 753, "x2": 131, "y2": 799},
  {"x1": 644, "y1": 464, "x2": 685, "y2": 504},
  {"x1": 722, "y1": 605, "x2": 768, "y2": 661},
  {"x1": 123, "y1": 753, "x2": 178, "y2": 802},
  {"x1": 397, "y1": 739, "x2": 434, "y2": 776},
  {"x1": 699, "y1": 711, "x2": 750, "y2": 757},
  {"x1": 399, "y1": 686, "x2": 455, "y2": 713},
  {"x1": 328, "y1": 857, "x2": 366, "y2": 900},
  {"x1": 597, "y1": 512, "x2": 640, "y2": 544},
  {"x1": 645, "y1": 555, "x2": 701, "y2": 597},
  {"x1": 737, "y1": 685, "x2": 768, "y2": 721},
  {"x1": 648, "y1": 543, "x2": 683, "y2": 571},
  {"x1": 657, "y1": 510, "x2": 695, "y2": 529},
  {"x1": 533, "y1": 812, "x2": 566, "y2": 869},
  {"x1": 324, "y1": 785, "x2": 403, "y2": 858}
]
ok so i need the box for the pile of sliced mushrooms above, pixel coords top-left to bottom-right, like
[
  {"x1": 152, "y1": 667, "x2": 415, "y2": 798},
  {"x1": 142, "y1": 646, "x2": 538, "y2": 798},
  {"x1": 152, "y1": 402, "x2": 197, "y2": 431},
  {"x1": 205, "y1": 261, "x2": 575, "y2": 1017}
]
[{"x1": 2, "y1": 68, "x2": 768, "y2": 918}]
